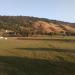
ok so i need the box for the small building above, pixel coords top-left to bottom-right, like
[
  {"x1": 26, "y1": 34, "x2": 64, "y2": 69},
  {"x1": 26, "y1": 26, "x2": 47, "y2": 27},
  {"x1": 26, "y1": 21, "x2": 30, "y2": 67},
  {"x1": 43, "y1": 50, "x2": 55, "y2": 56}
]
[{"x1": 3, "y1": 30, "x2": 16, "y2": 37}]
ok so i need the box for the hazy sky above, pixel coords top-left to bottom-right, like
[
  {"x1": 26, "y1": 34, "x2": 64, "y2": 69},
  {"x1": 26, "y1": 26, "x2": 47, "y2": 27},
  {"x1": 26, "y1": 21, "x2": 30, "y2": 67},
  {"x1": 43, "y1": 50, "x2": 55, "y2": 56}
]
[{"x1": 0, "y1": 0, "x2": 75, "y2": 22}]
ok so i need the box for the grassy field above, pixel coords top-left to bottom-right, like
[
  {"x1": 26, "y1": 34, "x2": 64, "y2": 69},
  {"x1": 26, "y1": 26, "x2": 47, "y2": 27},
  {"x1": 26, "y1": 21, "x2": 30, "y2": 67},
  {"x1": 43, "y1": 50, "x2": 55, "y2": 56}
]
[{"x1": 0, "y1": 37, "x2": 75, "y2": 75}]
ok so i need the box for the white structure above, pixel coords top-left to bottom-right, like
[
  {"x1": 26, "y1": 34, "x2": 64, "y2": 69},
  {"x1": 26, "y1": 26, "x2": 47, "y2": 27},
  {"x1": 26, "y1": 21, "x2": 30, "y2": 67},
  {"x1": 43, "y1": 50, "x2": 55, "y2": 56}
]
[
  {"x1": 0, "y1": 37, "x2": 8, "y2": 40},
  {"x1": 0, "y1": 37, "x2": 4, "y2": 39},
  {"x1": 5, "y1": 38, "x2": 7, "y2": 40},
  {"x1": 1, "y1": 37, "x2": 3, "y2": 39},
  {"x1": 6, "y1": 30, "x2": 8, "y2": 32}
]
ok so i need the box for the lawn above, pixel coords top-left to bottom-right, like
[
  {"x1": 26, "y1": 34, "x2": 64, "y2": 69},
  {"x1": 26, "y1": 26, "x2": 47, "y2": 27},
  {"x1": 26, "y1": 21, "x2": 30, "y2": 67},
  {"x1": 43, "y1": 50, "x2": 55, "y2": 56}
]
[{"x1": 0, "y1": 37, "x2": 75, "y2": 75}]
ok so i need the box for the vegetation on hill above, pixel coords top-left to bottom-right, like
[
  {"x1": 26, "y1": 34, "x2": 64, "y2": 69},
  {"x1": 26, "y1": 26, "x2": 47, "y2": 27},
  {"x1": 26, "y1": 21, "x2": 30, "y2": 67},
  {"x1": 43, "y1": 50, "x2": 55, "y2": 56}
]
[{"x1": 0, "y1": 16, "x2": 75, "y2": 37}]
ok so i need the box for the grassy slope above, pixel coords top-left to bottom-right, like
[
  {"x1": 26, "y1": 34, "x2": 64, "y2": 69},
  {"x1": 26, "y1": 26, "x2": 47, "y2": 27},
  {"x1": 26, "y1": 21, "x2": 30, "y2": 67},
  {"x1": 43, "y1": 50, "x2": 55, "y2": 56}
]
[{"x1": 0, "y1": 37, "x2": 75, "y2": 75}]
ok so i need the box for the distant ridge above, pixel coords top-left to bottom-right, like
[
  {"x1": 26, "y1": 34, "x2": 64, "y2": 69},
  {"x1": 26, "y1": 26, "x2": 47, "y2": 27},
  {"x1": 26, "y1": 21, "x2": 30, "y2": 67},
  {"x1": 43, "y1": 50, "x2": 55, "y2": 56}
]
[{"x1": 0, "y1": 16, "x2": 75, "y2": 37}]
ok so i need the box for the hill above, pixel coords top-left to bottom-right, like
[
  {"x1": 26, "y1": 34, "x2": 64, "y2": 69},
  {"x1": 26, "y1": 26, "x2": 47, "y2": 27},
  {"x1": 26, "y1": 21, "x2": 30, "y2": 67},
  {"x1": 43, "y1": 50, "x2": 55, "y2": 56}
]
[{"x1": 0, "y1": 16, "x2": 75, "y2": 37}]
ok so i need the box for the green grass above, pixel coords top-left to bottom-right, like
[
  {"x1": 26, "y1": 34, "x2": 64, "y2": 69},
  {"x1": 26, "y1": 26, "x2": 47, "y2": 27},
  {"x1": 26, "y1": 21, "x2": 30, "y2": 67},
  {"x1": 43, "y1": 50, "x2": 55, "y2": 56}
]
[{"x1": 0, "y1": 37, "x2": 75, "y2": 75}]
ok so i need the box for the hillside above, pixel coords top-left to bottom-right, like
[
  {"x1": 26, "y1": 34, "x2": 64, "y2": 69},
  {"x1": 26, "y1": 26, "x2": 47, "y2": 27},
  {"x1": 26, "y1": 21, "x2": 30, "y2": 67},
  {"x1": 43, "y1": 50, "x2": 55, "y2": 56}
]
[{"x1": 0, "y1": 16, "x2": 75, "y2": 37}]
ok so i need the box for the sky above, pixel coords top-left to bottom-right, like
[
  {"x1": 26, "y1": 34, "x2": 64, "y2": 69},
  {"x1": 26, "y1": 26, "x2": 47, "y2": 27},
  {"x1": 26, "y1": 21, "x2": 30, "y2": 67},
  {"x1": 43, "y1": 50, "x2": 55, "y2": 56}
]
[{"x1": 0, "y1": 0, "x2": 75, "y2": 22}]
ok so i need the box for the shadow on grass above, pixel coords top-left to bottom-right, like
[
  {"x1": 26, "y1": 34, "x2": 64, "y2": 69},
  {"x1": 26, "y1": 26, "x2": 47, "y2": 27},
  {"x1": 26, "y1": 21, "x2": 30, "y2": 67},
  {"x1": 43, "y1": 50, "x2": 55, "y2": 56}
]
[
  {"x1": 0, "y1": 56, "x2": 75, "y2": 75},
  {"x1": 15, "y1": 48, "x2": 75, "y2": 53}
]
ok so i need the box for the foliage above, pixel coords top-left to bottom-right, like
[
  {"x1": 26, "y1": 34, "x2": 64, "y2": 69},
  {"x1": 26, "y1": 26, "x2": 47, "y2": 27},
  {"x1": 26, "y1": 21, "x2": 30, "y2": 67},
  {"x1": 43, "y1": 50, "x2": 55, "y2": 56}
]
[{"x1": 0, "y1": 16, "x2": 75, "y2": 37}]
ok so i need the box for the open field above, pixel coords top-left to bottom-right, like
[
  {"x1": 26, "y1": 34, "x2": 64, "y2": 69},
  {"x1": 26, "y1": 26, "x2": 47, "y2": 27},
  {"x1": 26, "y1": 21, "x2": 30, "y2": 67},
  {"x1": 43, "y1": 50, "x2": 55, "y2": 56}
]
[{"x1": 0, "y1": 36, "x2": 75, "y2": 75}]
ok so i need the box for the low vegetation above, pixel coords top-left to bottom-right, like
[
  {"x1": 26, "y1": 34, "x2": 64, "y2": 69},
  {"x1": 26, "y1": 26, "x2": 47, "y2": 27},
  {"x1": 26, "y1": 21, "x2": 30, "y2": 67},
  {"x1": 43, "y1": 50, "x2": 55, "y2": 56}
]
[{"x1": 0, "y1": 37, "x2": 75, "y2": 75}]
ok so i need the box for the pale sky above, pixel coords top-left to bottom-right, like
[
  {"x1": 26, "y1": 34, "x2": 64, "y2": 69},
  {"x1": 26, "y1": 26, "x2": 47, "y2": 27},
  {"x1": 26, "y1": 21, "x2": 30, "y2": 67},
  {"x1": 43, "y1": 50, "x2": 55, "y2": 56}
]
[{"x1": 0, "y1": 0, "x2": 75, "y2": 22}]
